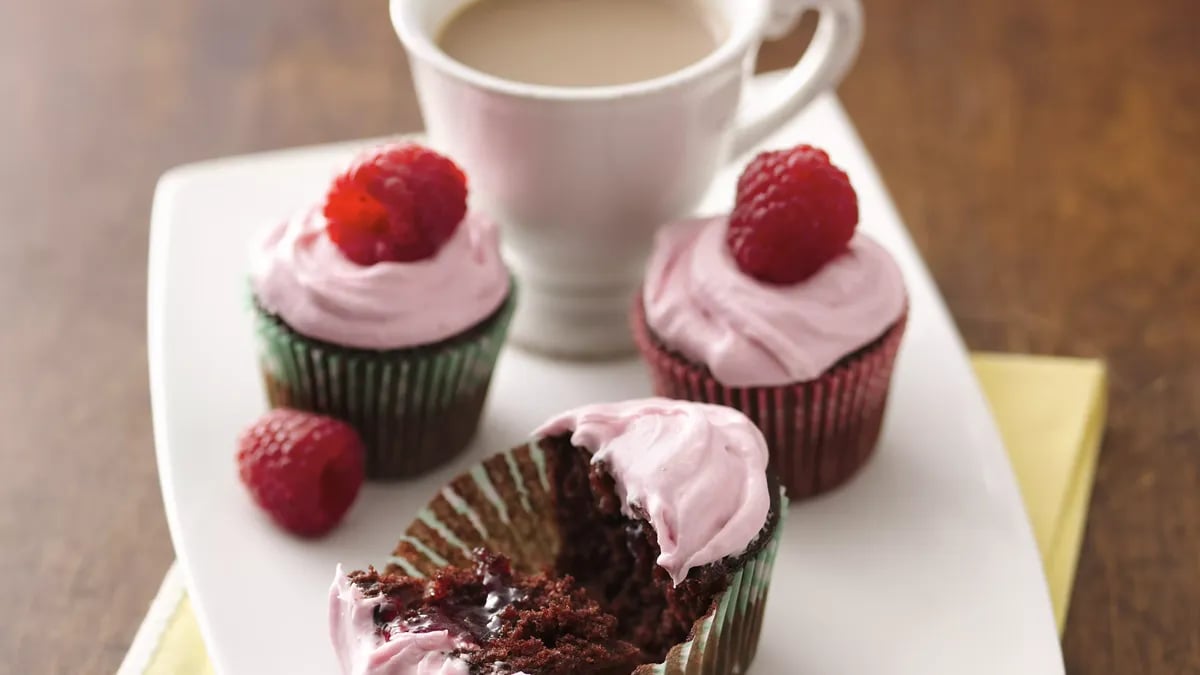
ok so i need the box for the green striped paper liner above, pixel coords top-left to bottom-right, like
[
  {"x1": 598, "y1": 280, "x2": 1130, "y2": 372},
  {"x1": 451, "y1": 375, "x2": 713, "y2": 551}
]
[
  {"x1": 253, "y1": 291, "x2": 515, "y2": 480},
  {"x1": 385, "y1": 440, "x2": 785, "y2": 675}
]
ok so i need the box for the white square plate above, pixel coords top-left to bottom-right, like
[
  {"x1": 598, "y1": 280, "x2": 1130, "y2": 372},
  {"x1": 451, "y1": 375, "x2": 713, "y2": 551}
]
[{"x1": 148, "y1": 74, "x2": 1064, "y2": 674}]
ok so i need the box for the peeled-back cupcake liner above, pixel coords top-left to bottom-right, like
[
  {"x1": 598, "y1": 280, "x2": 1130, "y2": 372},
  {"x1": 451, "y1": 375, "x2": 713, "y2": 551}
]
[
  {"x1": 386, "y1": 441, "x2": 785, "y2": 675},
  {"x1": 253, "y1": 291, "x2": 515, "y2": 480},
  {"x1": 632, "y1": 296, "x2": 907, "y2": 499}
]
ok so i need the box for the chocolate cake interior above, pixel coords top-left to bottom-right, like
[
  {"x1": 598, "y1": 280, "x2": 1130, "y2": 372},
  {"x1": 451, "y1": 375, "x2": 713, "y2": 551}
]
[
  {"x1": 352, "y1": 437, "x2": 778, "y2": 674},
  {"x1": 547, "y1": 436, "x2": 735, "y2": 660},
  {"x1": 348, "y1": 553, "x2": 642, "y2": 674}
]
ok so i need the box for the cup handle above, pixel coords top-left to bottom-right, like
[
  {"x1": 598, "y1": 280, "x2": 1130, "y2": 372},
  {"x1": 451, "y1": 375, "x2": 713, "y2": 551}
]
[{"x1": 730, "y1": 0, "x2": 864, "y2": 158}]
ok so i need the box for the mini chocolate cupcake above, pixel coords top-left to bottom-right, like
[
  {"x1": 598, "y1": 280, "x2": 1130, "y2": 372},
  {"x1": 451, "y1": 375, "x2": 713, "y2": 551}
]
[
  {"x1": 633, "y1": 145, "x2": 907, "y2": 499},
  {"x1": 330, "y1": 398, "x2": 785, "y2": 674},
  {"x1": 250, "y1": 143, "x2": 514, "y2": 480}
]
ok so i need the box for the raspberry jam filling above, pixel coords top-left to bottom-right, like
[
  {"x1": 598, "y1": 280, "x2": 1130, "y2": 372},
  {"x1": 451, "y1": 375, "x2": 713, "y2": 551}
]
[
  {"x1": 370, "y1": 552, "x2": 527, "y2": 645},
  {"x1": 350, "y1": 544, "x2": 645, "y2": 674}
]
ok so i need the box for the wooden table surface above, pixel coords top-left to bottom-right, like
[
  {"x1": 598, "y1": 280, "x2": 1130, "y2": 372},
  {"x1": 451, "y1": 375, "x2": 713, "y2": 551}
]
[{"x1": 1, "y1": 0, "x2": 1197, "y2": 672}]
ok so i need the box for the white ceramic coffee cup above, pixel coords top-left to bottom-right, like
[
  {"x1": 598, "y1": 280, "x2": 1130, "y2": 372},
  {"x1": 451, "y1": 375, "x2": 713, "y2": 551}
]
[{"x1": 392, "y1": 0, "x2": 862, "y2": 357}]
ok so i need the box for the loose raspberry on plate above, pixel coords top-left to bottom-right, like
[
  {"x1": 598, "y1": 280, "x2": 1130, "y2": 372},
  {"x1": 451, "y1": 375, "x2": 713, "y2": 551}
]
[
  {"x1": 726, "y1": 144, "x2": 859, "y2": 285},
  {"x1": 237, "y1": 408, "x2": 365, "y2": 537},
  {"x1": 324, "y1": 143, "x2": 468, "y2": 265}
]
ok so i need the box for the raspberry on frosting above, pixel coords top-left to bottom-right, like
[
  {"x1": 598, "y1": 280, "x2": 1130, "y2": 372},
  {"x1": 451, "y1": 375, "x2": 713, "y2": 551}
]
[
  {"x1": 324, "y1": 143, "x2": 468, "y2": 265},
  {"x1": 726, "y1": 144, "x2": 859, "y2": 285}
]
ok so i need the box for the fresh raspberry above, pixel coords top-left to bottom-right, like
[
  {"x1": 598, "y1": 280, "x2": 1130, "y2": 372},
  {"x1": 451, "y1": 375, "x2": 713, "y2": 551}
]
[
  {"x1": 236, "y1": 408, "x2": 365, "y2": 537},
  {"x1": 324, "y1": 143, "x2": 468, "y2": 265},
  {"x1": 726, "y1": 145, "x2": 859, "y2": 284}
]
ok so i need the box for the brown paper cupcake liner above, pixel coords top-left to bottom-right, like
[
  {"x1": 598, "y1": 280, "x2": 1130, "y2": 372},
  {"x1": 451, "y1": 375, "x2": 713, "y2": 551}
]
[
  {"x1": 632, "y1": 296, "x2": 907, "y2": 499},
  {"x1": 385, "y1": 441, "x2": 785, "y2": 675},
  {"x1": 253, "y1": 290, "x2": 515, "y2": 480}
]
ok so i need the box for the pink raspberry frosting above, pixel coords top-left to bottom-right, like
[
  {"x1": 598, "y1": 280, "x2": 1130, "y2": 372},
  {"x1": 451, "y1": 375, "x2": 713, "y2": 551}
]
[
  {"x1": 535, "y1": 398, "x2": 771, "y2": 586},
  {"x1": 642, "y1": 217, "x2": 907, "y2": 387},
  {"x1": 251, "y1": 208, "x2": 510, "y2": 350}
]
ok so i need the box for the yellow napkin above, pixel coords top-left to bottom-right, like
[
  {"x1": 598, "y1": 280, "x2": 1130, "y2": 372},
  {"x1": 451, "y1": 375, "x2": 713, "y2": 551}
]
[
  {"x1": 141, "y1": 596, "x2": 215, "y2": 675},
  {"x1": 971, "y1": 353, "x2": 1106, "y2": 631},
  {"x1": 125, "y1": 354, "x2": 1106, "y2": 674}
]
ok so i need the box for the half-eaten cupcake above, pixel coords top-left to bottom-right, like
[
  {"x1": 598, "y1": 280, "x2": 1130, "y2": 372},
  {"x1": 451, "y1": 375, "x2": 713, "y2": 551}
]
[{"x1": 330, "y1": 398, "x2": 785, "y2": 675}]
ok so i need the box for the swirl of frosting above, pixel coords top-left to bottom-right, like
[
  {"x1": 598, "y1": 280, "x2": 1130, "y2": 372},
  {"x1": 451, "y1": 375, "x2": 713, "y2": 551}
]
[
  {"x1": 251, "y1": 209, "x2": 510, "y2": 350},
  {"x1": 535, "y1": 398, "x2": 770, "y2": 586},
  {"x1": 643, "y1": 217, "x2": 906, "y2": 387},
  {"x1": 329, "y1": 567, "x2": 471, "y2": 675}
]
